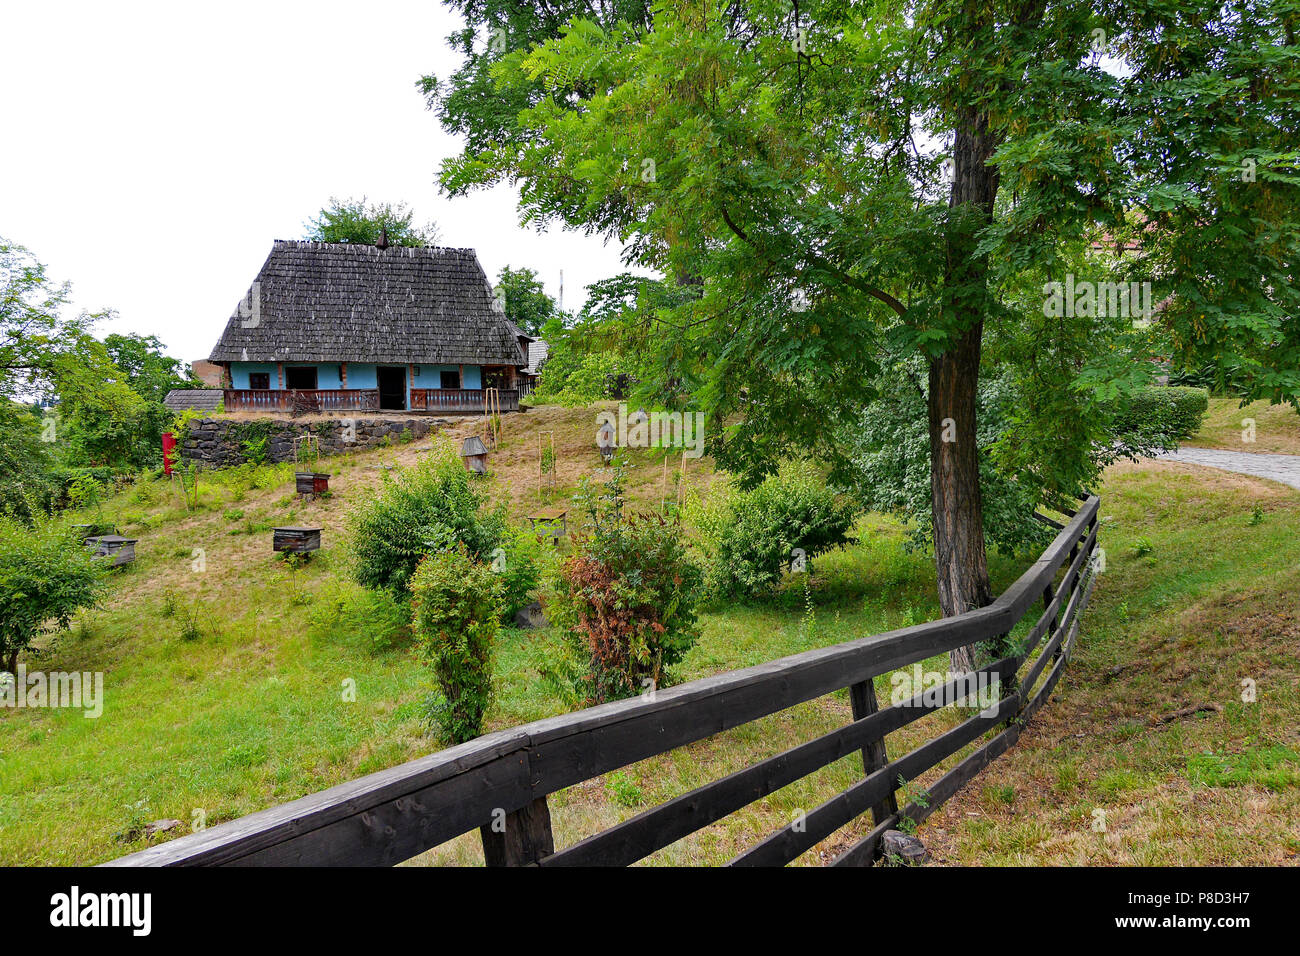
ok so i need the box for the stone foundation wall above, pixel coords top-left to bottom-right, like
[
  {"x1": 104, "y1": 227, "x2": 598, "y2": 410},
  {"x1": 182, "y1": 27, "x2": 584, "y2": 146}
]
[{"x1": 180, "y1": 417, "x2": 451, "y2": 468}]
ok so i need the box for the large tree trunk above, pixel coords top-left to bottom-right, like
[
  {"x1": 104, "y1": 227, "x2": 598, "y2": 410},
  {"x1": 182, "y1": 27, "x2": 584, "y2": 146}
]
[
  {"x1": 929, "y1": 324, "x2": 992, "y2": 672},
  {"x1": 933, "y1": 108, "x2": 1001, "y2": 673}
]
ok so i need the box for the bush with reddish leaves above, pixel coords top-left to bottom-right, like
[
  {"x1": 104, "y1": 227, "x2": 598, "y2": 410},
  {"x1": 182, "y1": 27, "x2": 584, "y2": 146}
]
[{"x1": 544, "y1": 465, "x2": 703, "y2": 705}]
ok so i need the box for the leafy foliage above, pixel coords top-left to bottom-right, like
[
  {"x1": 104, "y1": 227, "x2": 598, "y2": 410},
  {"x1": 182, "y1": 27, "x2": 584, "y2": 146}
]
[
  {"x1": 348, "y1": 445, "x2": 506, "y2": 596},
  {"x1": 544, "y1": 464, "x2": 703, "y2": 704},
  {"x1": 1108, "y1": 386, "x2": 1210, "y2": 451},
  {"x1": 493, "y1": 265, "x2": 558, "y2": 336},
  {"x1": 409, "y1": 546, "x2": 501, "y2": 744},
  {"x1": 0, "y1": 399, "x2": 55, "y2": 520},
  {"x1": 305, "y1": 196, "x2": 439, "y2": 247},
  {"x1": 849, "y1": 369, "x2": 1054, "y2": 556},
  {"x1": 0, "y1": 515, "x2": 107, "y2": 672},
  {"x1": 493, "y1": 524, "x2": 549, "y2": 622},
  {"x1": 424, "y1": 0, "x2": 1300, "y2": 620},
  {"x1": 689, "y1": 461, "x2": 859, "y2": 600}
]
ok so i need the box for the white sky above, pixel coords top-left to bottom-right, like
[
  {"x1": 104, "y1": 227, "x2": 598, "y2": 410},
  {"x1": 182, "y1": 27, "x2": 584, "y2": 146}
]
[{"x1": 0, "y1": 0, "x2": 633, "y2": 366}]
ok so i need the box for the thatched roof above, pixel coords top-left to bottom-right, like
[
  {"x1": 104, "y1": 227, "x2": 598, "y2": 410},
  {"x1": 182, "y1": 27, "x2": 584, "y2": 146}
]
[
  {"x1": 209, "y1": 241, "x2": 526, "y2": 367},
  {"x1": 164, "y1": 389, "x2": 223, "y2": 412}
]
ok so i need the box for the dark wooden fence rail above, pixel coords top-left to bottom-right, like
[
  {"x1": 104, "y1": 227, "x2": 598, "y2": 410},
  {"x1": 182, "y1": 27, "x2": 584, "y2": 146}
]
[{"x1": 109, "y1": 496, "x2": 1100, "y2": 868}]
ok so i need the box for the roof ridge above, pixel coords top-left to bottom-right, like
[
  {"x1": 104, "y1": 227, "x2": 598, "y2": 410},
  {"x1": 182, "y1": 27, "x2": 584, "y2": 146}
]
[{"x1": 271, "y1": 239, "x2": 476, "y2": 255}]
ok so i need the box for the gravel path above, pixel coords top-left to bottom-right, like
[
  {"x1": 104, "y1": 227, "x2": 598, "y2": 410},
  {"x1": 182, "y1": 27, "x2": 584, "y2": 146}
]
[{"x1": 1156, "y1": 447, "x2": 1300, "y2": 491}]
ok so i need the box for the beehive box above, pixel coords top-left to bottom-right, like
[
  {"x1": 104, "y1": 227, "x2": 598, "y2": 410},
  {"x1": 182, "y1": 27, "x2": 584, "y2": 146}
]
[
  {"x1": 272, "y1": 527, "x2": 322, "y2": 553},
  {"x1": 85, "y1": 535, "x2": 138, "y2": 567},
  {"x1": 295, "y1": 472, "x2": 330, "y2": 495}
]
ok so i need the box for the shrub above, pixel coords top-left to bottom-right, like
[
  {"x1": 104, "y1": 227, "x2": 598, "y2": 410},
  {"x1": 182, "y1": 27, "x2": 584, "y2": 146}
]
[
  {"x1": 410, "y1": 546, "x2": 502, "y2": 744},
  {"x1": 689, "y1": 461, "x2": 859, "y2": 601},
  {"x1": 1108, "y1": 385, "x2": 1209, "y2": 451},
  {"x1": 545, "y1": 465, "x2": 703, "y2": 705},
  {"x1": 348, "y1": 445, "x2": 506, "y2": 596},
  {"x1": 493, "y1": 525, "x2": 550, "y2": 623},
  {"x1": 0, "y1": 515, "x2": 107, "y2": 674},
  {"x1": 309, "y1": 581, "x2": 413, "y2": 654}
]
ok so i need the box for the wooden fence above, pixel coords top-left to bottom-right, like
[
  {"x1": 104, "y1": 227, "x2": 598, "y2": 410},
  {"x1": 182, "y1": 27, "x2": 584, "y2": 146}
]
[
  {"x1": 410, "y1": 388, "x2": 520, "y2": 413},
  {"x1": 223, "y1": 388, "x2": 379, "y2": 414},
  {"x1": 110, "y1": 496, "x2": 1100, "y2": 868}
]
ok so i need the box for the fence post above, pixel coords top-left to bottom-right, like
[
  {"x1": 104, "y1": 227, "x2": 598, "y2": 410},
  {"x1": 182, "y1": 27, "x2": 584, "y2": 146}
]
[
  {"x1": 849, "y1": 680, "x2": 899, "y2": 824},
  {"x1": 480, "y1": 796, "x2": 555, "y2": 866}
]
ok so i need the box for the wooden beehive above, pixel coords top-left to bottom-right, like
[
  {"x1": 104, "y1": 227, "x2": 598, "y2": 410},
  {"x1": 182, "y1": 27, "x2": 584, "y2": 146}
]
[
  {"x1": 85, "y1": 535, "x2": 137, "y2": 567},
  {"x1": 273, "y1": 526, "x2": 321, "y2": 553},
  {"x1": 295, "y1": 472, "x2": 330, "y2": 495}
]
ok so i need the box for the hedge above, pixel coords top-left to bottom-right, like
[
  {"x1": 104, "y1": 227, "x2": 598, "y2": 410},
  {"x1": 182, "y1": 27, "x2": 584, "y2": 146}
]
[{"x1": 1110, "y1": 385, "x2": 1209, "y2": 447}]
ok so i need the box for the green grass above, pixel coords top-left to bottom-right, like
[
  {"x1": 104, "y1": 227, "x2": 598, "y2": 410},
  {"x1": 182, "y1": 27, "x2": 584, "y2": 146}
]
[
  {"x1": 1190, "y1": 395, "x2": 1300, "y2": 454},
  {"x1": 919, "y1": 460, "x2": 1300, "y2": 865},
  {"x1": 3, "y1": 407, "x2": 1298, "y2": 866}
]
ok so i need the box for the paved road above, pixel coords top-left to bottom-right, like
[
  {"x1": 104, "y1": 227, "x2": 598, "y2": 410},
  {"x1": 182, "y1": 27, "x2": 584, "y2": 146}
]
[{"x1": 1156, "y1": 446, "x2": 1300, "y2": 490}]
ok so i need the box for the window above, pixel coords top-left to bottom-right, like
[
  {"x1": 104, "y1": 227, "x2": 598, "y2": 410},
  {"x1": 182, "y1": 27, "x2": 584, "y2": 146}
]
[
  {"x1": 248, "y1": 372, "x2": 270, "y2": 390},
  {"x1": 440, "y1": 369, "x2": 461, "y2": 389},
  {"x1": 285, "y1": 366, "x2": 318, "y2": 390}
]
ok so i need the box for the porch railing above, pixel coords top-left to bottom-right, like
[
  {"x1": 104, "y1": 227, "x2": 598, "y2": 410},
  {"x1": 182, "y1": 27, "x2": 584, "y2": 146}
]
[
  {"x1": 410, "y1": 388, "x2": 519, "y2": 413},
  {"x1": 110, "y1": 496, "x2": 1101, "y2": 867},
  {"x1": 223, "y1": 389, "x2": 380, "y2": 414},
  {"x1": 222, "y1": 388, "x2": 519, "y2": 415}
]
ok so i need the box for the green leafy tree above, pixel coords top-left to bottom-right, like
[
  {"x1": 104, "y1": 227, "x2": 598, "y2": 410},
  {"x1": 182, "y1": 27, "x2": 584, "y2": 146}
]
[
  {"x1": 305, "y1": 197, "x2": 440, "y2": 247},
  {"x1": 493, "y1": 265, "x2": 557, "y2": 336},
  {"x1": 426, "y1": 0, "x2": 1300, "y2": 670},
  {"x1": 0, "y1": 399, "x2": 55, "y2": 520},
  {"x1": 102, "y1": 333, "x2": 196, "y2": 403},
  {"x1": 0, "y1": 239, "x2": 135, "y2": 410},
  {"x1": 0, "y1": 515, "x2": 107, "y2": 674},
  {"x1": 1, "y1": 239, "x2": 146, "y2": 476}
]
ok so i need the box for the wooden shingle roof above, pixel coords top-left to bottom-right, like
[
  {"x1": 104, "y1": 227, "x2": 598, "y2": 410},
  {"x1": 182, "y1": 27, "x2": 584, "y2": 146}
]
[
  {"x1": 209, "y1": 241, "x2": 525, "y2": 367},
  {"x1": 163, "y1": 389, "x2": 224, "y2": 412}
]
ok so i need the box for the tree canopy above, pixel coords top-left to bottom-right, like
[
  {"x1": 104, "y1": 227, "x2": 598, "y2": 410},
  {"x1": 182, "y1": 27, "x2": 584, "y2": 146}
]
[
  {"x1": 493, "y1": 265, "x2": 558, "y2": 335},
  {"x1": 424, "y1": 0, "x2": 1300, "y2": 662},
  {"x1": 305, "y1": 196, "x2": 441, "y2": 247}
]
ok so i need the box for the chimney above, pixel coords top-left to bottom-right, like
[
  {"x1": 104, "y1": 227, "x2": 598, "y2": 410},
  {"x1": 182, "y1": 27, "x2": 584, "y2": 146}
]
[{"x1": 376, "y1": 225, "x2": 390, "y2": 250}]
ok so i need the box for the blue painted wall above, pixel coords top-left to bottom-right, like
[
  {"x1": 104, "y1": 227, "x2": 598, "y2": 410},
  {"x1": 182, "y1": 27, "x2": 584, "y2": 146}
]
[
  {"x1": 230, "y1": 362, "x2": 277, "y2": 389},
  {"x1": 284, "y1": 363, "x2": 342, "y2": 389},
  {"x1": 230, "y1": 362, "x2": 486, "y2": 401},
  {"x1": 346, "y1": 363, "x2": 378, "y2": 389},
  {"x1": 416, "y1": 364, "x2": 481, "y2": 389}
]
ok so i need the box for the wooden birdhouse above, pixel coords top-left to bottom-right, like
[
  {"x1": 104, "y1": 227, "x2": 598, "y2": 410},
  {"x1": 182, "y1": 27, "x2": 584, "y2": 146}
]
[
  {"x1": 461, "y1": 435, "x2": 489, "y2": 474},
  {"x1": 596, "y1": 420, "x2": 616, "y2": 463}
]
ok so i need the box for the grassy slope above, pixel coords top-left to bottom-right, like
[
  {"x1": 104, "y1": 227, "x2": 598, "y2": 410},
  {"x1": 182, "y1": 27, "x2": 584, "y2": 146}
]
[
  {"x1": 921, "y1": 461, "x2": 1300, "y2": 864},
  {"x1": 3, "y1": 405, "x2": 1297, "y2": 865},
  {"x1": 1191, "y1": 396, "x2": 1300, "y2": 454}
]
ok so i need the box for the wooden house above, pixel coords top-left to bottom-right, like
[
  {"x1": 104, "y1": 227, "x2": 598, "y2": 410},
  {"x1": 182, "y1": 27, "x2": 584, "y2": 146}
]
[{"x1": 207, "y1": 240, "x2": 529, "y2": 414}]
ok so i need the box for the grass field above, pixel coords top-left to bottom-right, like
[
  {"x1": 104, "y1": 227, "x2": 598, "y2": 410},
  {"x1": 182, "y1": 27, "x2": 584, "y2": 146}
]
[
  {"x1": 1190, "y1": 396, "x2": 1300, "y2": 454},
  {"x1": 2, "y1": 404, "x2": 1297, "y2": 865}
]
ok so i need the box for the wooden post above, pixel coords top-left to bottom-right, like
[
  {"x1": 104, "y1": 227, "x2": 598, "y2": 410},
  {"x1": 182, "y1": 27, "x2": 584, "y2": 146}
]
[
  {"x1": 277, "y1": 362, "x2": 284, "y2": 389},
  {"x1": 341, "y1": 362, "x2": 348, "y2": 387},
  {"x1": 480, "y1": 797, "x2": 554, "y2": 866},
  {"x1": 849, "y1": 680, "x2": 898, "y2": 825}
]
